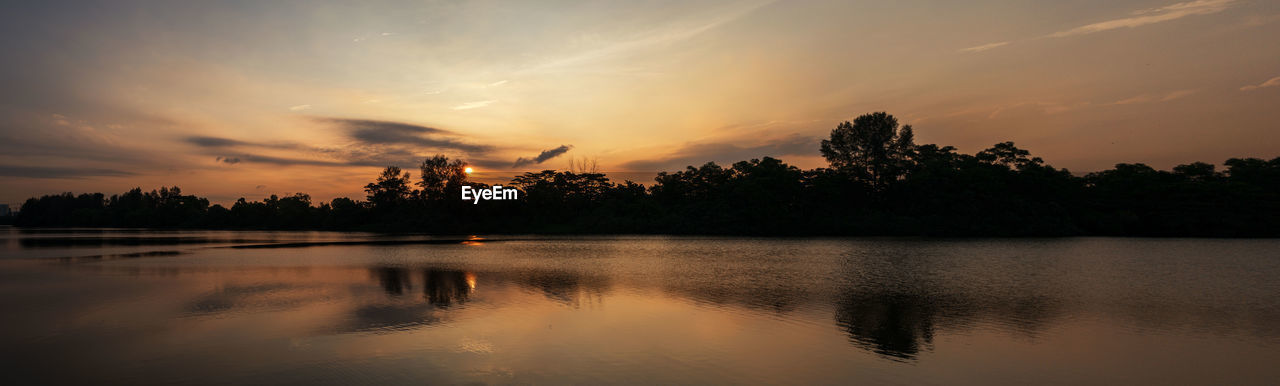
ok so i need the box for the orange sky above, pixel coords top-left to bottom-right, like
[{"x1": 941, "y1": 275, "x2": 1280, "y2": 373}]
[{"x1": 1, "y1": 0, "x2": 1278, "y2": 205}]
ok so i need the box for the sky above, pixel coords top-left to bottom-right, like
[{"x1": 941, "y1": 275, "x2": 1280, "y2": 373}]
[{"x1": 1, "y1": 0, "x2": 1278, "y2": 205}]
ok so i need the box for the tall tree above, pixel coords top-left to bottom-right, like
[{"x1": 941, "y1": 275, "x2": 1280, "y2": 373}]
[
  {"x1": 820, "y1": 112, "x2": 916, "y2": 189},
  {"x1": 418, "y1": 155, "x2": 469, "y2": 200},
  {"x1": 365, "y1": 166, "x2": 412, "y2": 210},
  {"x1": 977, "y1": 142, "x2": 1045, "y2": 171}
]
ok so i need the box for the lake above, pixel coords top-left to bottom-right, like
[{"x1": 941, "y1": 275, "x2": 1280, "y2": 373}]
[{"x1": 2, "y1": 227, "x2": 1278, "y2": 384}]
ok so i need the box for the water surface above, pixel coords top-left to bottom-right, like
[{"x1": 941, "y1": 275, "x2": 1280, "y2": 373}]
[{"x1": 2, "y1": 227, "x2": 1278, "y2": 384}]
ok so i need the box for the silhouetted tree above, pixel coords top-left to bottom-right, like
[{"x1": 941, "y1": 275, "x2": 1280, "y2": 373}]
[
  {"x1": 976, "y1": 141, "x2": 1043, "y2": 170},
  {"x1": 418, "y1": 155, "x2": 468, "y2": 201},
  {"x1": 821, "y1": 112, "x2": 916, "y2": 190},
  {"x1": 1224, "y1": 157, "x2": 1280, "y2": 189},
  {"x1": 11, "y1": 112, "x2": 1279, "y2": 237},
  {"x1": 324, "y1": 197, "x2": 364, "y2": 228},
  {"x1": 365, "y1": 166, "x2": 412, "y2": 211}
]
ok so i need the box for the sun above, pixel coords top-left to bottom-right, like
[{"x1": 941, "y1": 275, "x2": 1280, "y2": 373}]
[{"x1": 464, "y1": 167, "x2": 474, "y2": 175}]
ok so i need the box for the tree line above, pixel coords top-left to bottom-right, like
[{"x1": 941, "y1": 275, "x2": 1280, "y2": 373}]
[{"x1": 12, "y1": 112, "x2": 1280, "y2": 236}]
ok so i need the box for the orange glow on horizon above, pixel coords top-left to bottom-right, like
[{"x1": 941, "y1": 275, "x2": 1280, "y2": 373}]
[{"x1": 1, "y1": 0, "x2": 1276, "y2": 207}]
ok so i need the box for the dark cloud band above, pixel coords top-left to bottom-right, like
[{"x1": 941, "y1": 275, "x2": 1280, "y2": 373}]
[
  {"x1": 321, "y1": 117, "x2": 493, "y2": 153},
  {"x1": 513, "y1": 145, "x2": 573, "y2": 168},
  {"x1": 0, "y1": 165, "x2": 135, "y2": 179}
]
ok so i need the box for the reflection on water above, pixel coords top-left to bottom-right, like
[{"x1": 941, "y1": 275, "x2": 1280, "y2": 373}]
[
  {"x1": 371, "y1": 267, "x2": 474, "y2": 308},
  {"x1": 834, "y1": 290, "x2": 1060, "y2": 360},
  {"x1": 1, "y1": 228, "x2": 1279, "y2": 384},
  {"x1": 836, "y1": 292, "x2": 941, "y2": 360}
]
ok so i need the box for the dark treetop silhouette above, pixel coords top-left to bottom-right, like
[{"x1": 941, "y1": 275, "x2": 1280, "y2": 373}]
[{"x1": 13, "y1": 112, "x2": 1280, "y2": 237}]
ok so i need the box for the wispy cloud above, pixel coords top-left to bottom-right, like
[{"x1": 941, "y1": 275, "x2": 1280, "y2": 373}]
[
  {"x1": 213, "y1": 154, "x2": 347, "y2": 167},
  {"x1": 181, "y1": 118, "x2": 498, "y2": 171},
  {"x1": 987, "y1": 101, "x2": 1091, "y2": 119},
  {"x1": 513, "y1": 145, "x2": 573, "y2": 168},
  {"x1": 1240, "y1": 13, "x2": 1280, "y2": 28},
  {"x1": 321, "y1": 117, "x2": 492, "y2": 153},
  {"x1": 318, "y1": 118, "x2": 452, "y2": 135},
  {"x1": 453, "y1": 100, "x2": 495, "y2": 110},
  {"x1": 1049, "y1": 0, "x2": 1234, "y2": 38},
  {"x1": 1240, "y1": 76, "x2": 1280, "y2": 91},
  {"x1": 0, "y1": 164, "x2": 135, "y2": 179},
  {"x1": 488, "y1": 80, "x2": 508, "y2": 87},
  {"x1": 959, "y1": 42, "x2": 1008, "y2": 53},
  {"x1": 288, "y1": 104, "x2": 311, "y2": 111},
  {"x1": 962, "y1": 0, "x2": 1235, "y2": 52},
  {"x1": 1161, "y1": 89, "x2": 1197, "y2": 101},
  {"x1": 522, "y1": 1, "x2": 773, "y2": 73},
  {"x1": 188, "y1": 136, "x2": 248, "y2": 147},
  {"x1": 215, "y1": 156, "x2": 241, "y2": 165},
  {"x1": 1113, "y1": 89, "x2": 1196, "y2": 105},
  {"x1": 185, "y1": 136, "x2": 303, "y2": 151}
]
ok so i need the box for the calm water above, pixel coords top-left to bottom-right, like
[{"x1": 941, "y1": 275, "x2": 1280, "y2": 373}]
[{"x1": 2, "y1": 227, "x2": 1278, "y2": 385}]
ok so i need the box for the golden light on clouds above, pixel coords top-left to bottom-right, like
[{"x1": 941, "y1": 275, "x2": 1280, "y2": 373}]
[{"x1": 0, "y1": 0, "x2": 1277, "y2": 204}]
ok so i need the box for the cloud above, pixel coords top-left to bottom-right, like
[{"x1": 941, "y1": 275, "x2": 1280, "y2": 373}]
[
  {"x1": 340, "y1": 147, "x2": 434, "y2": 168},
  {"x1": 0, "y1": 164, "x2": 135, "y2": 179},
  {"x1": 1113, "y1": 89, "x2": 1196, "y2": 105},
  {"x1": 1240, "y1": 76, "x2": 1280, "y2": 91},
  {"x1": 1049, "y1": 0, "x2": 1234, "y2": 38},
  {"x1": 1240, "y1": 13, "x2": 1280, "y2": 28},
  {"x1": 349, "y1": 130, "x2": 490, "y2": 153},
  {"x1": 468, "y1": 158, "x2": 517, "y2": 170},
  {"x1": 452, "y1": 100, "x2": 495, "y2": 110},
  {"x1": 963, "y1": 0, "x2": 1234, "y2": 53},
  {"x1": 488, "y1": 80, "x2": 508, "y2": 87},
  {"x1": 0, "y1": 114, "x2": 153, "y2": 165},
  {"x1": 513, "y1": 145, "x2": 573, "y2": 168},
  {"x1": 318, "y1": 118, "x2": 451, "y2": 135},
  {"x1": 218, "y1": 154, "x2": 347, "y2": 167},
  {"x1": 520, "y1": 1, "x2": 774, "y2": 73},
  {"x1": 959, "y1": 42, "x2": 1008, "y2": 53},
  {"x1": 185, "y1": 136, "x2": 305, "y2": 151},
  {"x1": 321, "y1": 117, "x2": 492, "y2": 153},
  {"x1": 987, "y1": 101, "x2": 1090, "y2": 119},
  {"x1": 188, "y1": 136, "x2": 248, "y2": 147},
  {"x1": 288, "y1": 104, "x2": 311, "y2": 111},
  {"x1": 1161, "y1": 89, "x2": 1197, "y2": 101},
  {"x1": 205, "y1": 150, "x2": 425, "y2": 169},
  {"x1": 181, "y1": 118, "x2": 499, "y2": 171},
  {"x1": 1112, "y1": 96, "x2": 1151, "y2": 105},
  {"x1": 619, "y1": 135, "x2": 817, "y2": 171}
]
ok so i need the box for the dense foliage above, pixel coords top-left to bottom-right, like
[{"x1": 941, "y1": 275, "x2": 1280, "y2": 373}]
[{"x1": 13, "y1": 112, "x2": 1280, "y2": 236}]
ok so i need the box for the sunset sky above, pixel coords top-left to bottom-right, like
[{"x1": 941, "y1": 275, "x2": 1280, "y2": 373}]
[{"x1": 2, "y1": 0, "x2": 1278, "y2": 205}]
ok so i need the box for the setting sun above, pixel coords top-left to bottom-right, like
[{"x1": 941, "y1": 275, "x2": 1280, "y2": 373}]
[{"x1": 464, "y1": 167, "x2": 474, "y2": 175}]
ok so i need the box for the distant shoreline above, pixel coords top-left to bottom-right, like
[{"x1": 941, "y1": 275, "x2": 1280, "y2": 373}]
[
  {"x1": 7, "y1": 225, "x2": 1280, "y2": 239},
  {"x1": 11, "y1": 113, "x2": 1279, "y2": 238}
]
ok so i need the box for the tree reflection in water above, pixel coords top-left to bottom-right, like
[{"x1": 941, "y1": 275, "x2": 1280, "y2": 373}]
[
  {"x1": 422, "y1": 268, "x2": 472, "y2": 308},
  {"x1": 350, "y1": 267, "x2": 475, "y2": 333},
  {"x1": 834, "y1": 288, "x2": 1063, "y2": 360},
  {"x1": 834, "y1": 292, "x2": 947, "y2": 360}
]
